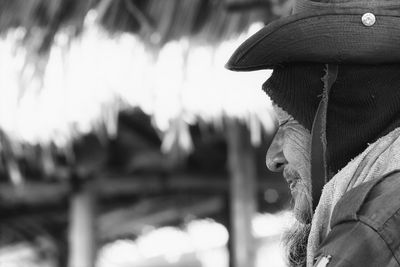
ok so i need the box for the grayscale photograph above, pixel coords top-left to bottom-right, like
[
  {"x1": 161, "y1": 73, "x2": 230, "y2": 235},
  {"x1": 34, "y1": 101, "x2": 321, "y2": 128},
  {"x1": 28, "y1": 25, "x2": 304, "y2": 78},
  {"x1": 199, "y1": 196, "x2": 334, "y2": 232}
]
[{"x1": 0, "y1": 0, "x2": 398, "y2": 267}]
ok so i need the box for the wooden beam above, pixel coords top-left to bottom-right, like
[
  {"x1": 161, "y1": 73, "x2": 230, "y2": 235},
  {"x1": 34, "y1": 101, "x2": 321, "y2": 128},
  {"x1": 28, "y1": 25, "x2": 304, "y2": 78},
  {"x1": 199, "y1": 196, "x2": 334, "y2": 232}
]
[
  {"x1": 0, "y1": 182, "x2": 69, "y2": 205},
  {"x1": 0, "y1": 175, "x2": 286, "y2": 206},
  {"x1": 99, "y1": 196, "x2": 224, "y2": 240},
  {"x1": 227, "y1": 119, "x2": 257, "y2": 267},
  {"x1": 68, "y1": 183, "x2": 97, "y2": 267}
]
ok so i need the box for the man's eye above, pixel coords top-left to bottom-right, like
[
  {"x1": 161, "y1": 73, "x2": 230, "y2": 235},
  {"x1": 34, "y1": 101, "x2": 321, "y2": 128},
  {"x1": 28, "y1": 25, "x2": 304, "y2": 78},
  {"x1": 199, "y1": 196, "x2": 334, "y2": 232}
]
[{"x1": 278, "y1": 119, "x2": 290, "y2": 127}]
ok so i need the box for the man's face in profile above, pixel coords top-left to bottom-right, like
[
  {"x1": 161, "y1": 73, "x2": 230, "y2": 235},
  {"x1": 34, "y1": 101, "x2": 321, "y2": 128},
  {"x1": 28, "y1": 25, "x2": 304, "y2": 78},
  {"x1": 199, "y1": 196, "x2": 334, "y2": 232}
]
[
  {"x1": 266, "y1": 105, "x2": 313, "y2": 267},
  {"x1": 266, "y1": 105, "x2": 312, "y2": 223}
]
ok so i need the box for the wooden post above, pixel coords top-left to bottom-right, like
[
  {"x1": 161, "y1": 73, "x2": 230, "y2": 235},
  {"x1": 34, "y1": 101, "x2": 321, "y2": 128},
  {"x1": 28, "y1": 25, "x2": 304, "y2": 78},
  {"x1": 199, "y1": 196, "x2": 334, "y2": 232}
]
[
  {"x1": 68, "y1": 180, "x2": 97, "y2": 267},
  {"x1": 226, "y1": 119, "x2": 257, "y2": 267}
]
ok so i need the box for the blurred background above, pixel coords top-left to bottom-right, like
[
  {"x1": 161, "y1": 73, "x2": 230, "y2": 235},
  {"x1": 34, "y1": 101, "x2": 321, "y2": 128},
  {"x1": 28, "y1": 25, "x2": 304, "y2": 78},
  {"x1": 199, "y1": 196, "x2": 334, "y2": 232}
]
[{"x1": 0, "y1": 0, "x2": 294, "y2": 266}]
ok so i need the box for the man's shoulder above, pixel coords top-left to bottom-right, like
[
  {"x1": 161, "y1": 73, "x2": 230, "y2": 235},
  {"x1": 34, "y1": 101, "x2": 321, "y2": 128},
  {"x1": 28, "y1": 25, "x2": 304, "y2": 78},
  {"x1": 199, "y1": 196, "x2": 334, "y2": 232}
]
[
  {"x1": 314, "y1": 171, "x2": 400, "y2": 266},
  {"x1": 331, "y1": 170, "x2": 400, "y2": 229}
]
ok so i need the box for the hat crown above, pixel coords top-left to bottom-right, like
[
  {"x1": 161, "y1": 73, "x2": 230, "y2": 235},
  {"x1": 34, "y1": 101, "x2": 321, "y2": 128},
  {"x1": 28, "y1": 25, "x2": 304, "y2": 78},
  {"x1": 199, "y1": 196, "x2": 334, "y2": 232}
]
[{"x1": 225, "y1": 0, "x2": 400, "y2": 71}]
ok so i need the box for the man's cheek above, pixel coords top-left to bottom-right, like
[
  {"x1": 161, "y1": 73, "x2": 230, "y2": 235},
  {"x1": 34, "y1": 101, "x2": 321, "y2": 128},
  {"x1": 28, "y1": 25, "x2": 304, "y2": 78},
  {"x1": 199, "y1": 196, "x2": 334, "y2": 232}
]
[{"x1": 284, "y1": 142, "x2": 307, "y2": 163}]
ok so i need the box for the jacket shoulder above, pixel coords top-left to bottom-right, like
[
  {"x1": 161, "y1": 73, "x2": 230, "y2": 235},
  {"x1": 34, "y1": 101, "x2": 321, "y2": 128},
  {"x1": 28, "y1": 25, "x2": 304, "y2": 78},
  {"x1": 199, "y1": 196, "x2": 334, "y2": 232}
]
[
  {"x1": 317, "y1": 170, "x2": 400, "y2": 266},
  {"x1": 331, "y1": 170, "x2": 400, "y2": 228}
]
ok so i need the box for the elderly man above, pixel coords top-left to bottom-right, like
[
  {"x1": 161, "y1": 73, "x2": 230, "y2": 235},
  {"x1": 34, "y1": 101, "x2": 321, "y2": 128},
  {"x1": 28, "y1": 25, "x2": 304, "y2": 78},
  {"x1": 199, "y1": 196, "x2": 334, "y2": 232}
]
[{"x1": 227, "y1": 0, "x2": 400, "y2": 266}]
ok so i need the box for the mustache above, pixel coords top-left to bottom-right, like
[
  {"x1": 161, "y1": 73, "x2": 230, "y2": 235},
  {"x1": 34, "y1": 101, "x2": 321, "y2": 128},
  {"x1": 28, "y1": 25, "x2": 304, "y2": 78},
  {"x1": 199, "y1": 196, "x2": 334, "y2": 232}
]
[
  {"x1": 283, "y1": 167, "x2": 301, "y2": 181},
  {"x1": 283, "y1": 167, "x2": 313, "y2": 224}
]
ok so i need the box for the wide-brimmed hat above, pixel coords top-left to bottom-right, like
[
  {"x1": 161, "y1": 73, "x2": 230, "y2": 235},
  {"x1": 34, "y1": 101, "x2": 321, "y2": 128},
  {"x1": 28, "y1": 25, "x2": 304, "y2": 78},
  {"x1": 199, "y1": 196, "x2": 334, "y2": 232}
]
[{"x1": 226, "y1": 0, "x2": 400, "y2": 71}]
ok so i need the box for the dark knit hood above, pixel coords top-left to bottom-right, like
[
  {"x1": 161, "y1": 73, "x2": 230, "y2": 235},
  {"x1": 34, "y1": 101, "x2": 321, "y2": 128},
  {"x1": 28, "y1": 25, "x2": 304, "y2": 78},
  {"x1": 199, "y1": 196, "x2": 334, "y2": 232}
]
[{"x1": 263, "y1": 63, "x2": 400, "y2": 174}]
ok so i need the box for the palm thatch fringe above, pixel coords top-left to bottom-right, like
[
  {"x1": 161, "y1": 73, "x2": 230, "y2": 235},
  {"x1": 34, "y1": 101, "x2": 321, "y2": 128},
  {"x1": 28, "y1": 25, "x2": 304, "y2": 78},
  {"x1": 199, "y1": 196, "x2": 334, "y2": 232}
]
[
  {"x1": 0, "y1": 0, "x2": 273, "y2": 55},
  {"x1": 0, "y1": 0, "x2": 284, "y2": 183},
  {"x1": 0, "y1": 19, "x2": 274, "y2": 145}
]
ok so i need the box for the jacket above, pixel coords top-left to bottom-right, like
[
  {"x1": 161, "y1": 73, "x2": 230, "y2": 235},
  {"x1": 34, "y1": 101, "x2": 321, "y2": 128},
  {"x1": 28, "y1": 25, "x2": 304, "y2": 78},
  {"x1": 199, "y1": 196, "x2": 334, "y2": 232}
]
[{"x1": 314, "y1": 170, "x2": 400, "y2": 266}]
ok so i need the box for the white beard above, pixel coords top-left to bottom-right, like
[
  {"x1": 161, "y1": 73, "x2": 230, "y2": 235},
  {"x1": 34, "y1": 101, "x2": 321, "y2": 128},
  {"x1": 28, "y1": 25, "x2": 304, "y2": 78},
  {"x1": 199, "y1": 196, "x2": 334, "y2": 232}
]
[{"x1": 283, "y1": 220, "x2": 311, "y2": 267}]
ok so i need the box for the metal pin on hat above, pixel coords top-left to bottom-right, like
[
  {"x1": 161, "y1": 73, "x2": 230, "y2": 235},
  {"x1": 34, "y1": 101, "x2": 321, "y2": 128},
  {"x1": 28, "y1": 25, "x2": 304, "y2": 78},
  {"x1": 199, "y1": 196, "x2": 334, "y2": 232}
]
[{"x1": 362, "y1": 12, "x2": 376, "y2": 26}]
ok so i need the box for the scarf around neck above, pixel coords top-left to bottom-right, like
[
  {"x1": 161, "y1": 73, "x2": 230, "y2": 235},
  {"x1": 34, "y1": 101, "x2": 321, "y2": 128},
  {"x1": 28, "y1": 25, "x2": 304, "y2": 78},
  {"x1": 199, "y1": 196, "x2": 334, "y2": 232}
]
[{"x1": 306, "y1": 127, "x2": 400, "y2": 266}]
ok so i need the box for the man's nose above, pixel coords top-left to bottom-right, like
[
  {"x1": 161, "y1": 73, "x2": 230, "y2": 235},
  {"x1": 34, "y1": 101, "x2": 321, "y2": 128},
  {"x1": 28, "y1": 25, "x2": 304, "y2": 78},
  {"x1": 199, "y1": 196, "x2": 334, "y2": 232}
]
[{"x1": 266, "y1": 137, "x2": 287, "y2": 172}]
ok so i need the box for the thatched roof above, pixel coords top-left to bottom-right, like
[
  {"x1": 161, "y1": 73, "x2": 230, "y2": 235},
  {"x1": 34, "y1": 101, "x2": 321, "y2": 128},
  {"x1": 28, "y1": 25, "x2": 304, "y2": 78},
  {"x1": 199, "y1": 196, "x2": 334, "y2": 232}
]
[
  {"x1": 0, "y1": 0, "x2": 289, "y2": 136},
  {"x1": 0, "y1": 0, "x2": 276, "y2": 50},
  {"x1": 0, "y1": 0, "x2": 294, "y2": 180},
  {"x1": 1, "y1": 22, "x2": 275, "y2": 143}
]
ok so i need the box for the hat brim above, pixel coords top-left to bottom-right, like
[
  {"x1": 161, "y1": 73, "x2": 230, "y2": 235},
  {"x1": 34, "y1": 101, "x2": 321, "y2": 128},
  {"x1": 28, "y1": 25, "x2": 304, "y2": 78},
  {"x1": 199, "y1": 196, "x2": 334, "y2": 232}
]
[{"x1": 226, "y1": 9, "x2": 400, "y2": 71}]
